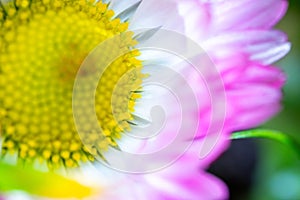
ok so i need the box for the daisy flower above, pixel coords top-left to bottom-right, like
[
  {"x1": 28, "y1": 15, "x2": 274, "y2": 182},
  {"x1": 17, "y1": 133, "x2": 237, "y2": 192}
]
[
  {"x1": 0, "y1": 0, "x2": 227, "y2": 199},
  {"x1": 0, "y1": 0, "x2": 290, "y2": 200}
]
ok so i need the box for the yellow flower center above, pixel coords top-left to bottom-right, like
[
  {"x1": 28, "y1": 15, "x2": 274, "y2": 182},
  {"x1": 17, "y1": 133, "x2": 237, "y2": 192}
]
[{"x1": 0, "y1": 0, "x2": 144, "y2": 168}]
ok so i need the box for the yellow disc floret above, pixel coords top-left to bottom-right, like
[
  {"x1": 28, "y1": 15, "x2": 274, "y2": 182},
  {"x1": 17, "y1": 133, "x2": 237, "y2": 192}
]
[{"x1": 0, "y1": 0, "x2": 144, "y2": 168}]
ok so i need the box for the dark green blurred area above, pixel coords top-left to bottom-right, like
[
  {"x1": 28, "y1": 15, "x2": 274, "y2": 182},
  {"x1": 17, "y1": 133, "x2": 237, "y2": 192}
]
[{"x1": 252, "y1": 1, "x2": 300, "y2": 199}]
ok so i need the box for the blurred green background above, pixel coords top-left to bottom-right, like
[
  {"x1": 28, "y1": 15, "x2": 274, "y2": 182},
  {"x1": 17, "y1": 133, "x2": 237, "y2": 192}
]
[{"x1": 253, "y1": 0, "x2": 300, "y2": 199}]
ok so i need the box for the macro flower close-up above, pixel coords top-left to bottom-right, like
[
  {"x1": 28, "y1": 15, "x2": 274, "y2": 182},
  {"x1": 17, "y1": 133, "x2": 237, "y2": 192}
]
[{"x1": 0, "y1": 0, "x2": 296, "y2": 199}]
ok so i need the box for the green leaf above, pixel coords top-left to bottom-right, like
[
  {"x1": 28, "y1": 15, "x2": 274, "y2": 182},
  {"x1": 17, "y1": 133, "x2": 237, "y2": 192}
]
[
  {"x1": 232, "y1": 129, "x2": 300, "y2": 156},
  {"x1": 0, "y1": 162, "x2": 94, "y2": 198}
]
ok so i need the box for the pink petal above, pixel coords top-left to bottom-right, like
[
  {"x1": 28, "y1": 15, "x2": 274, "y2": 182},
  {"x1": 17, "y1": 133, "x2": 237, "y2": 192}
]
[
  {"x1": 222, "y1": 62, "x2": 286, "y2": 88},
  {"x1": 144, "y1": 155, "x2": 229, "y2": 200},
  {"x1": 190, "y1": 132, "x2": 231, "y2": 169},
  {"x1": 211, "y1": 0, "x2": 288, "y2": 32},
  {"x1": 224, "y1": 64, "x2": 286, "y2": 130},
  {"x1": 203, "y1": 30, "x2": 290, "y2": 64}
]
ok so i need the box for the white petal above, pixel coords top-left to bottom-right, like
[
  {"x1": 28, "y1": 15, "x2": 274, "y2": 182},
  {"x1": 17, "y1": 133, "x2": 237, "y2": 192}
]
[
  {"x1": 2, "y1": 192, "x2": 33, "y2": 200},
  {"x1": 101, "y1": 62, "x2": 203, "y2": 173},
  {"x1": 129, "y1": 0, "x2": 184, "y2": 32},
  {"x1": 109, "y1": 0, "x2": 140, "y2": 16}
]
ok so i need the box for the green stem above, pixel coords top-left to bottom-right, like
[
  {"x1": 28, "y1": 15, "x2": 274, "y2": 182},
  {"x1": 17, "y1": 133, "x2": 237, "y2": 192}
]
[{"x1": 232, "y1": 129, "x2": 300, "y2": 157}]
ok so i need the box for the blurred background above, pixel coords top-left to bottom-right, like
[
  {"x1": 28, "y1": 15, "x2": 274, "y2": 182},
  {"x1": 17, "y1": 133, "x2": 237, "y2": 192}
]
[{"x1": 208, "y1": 1, "x2": 300, "y2": 199}]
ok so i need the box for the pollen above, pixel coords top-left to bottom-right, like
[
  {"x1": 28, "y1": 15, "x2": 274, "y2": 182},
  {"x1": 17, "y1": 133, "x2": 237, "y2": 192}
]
[{"x1": 0, "y1": 0, "x2": 145, "y2": 168}]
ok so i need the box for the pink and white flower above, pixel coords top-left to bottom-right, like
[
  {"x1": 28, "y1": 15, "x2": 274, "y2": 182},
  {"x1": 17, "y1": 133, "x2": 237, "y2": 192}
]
[{"x1": 0, "y1": 0, "x2": 290, "y2": 200}]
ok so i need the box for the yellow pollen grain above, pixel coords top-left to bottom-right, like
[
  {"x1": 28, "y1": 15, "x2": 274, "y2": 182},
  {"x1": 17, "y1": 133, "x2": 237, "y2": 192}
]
[{"x1": 0, "y1": 0, "x2": 145, "y2": 168}]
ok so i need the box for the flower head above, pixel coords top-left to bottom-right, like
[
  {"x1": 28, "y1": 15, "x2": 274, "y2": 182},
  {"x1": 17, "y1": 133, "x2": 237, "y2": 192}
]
[{"x1": 0, "y1": 0, "x2": 146, "y2": 168}]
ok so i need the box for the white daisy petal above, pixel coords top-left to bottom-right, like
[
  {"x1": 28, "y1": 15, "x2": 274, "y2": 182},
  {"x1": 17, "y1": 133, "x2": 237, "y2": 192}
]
[
  {"x1": 129, "y1": 0, "x2": 184, "y2": 31},
  {"x1": 109, "y1": 0, "x2": 141, "y2": 16},
  {"x1": 113, "y1": 1, "x2": 142, "y2": 22}
]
